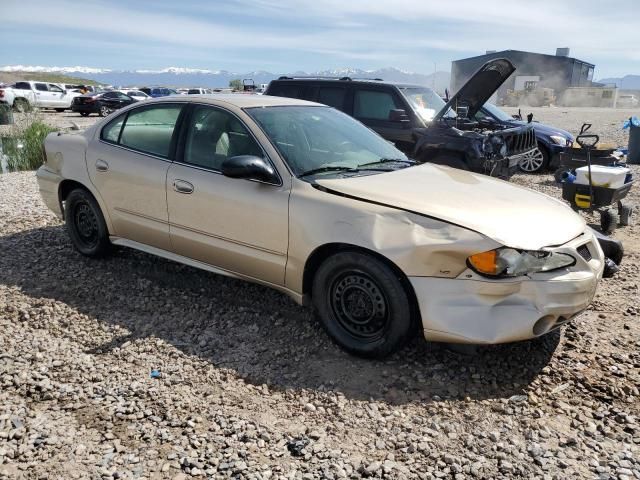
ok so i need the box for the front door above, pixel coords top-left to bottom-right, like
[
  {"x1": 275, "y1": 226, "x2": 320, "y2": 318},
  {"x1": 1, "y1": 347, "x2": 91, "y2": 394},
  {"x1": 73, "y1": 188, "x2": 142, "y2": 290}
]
[
  {"x1": 34, "y1": 82, "x2": 57, "y2": 107},
  {"x1": 166, "y1": 104, "x2": 289, "y2": 285},
  {"x1": 86, "y1": 103, "x2": 185, "y2": 250},
  {"x1": 47, "y1": 84, "x2": 66, "y2": 107}
]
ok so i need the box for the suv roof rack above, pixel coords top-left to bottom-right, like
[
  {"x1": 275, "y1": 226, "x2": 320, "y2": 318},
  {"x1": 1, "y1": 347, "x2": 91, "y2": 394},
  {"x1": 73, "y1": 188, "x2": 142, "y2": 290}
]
[{"x1": 276, "y1": 76, "x2": 384, "y2": 82}]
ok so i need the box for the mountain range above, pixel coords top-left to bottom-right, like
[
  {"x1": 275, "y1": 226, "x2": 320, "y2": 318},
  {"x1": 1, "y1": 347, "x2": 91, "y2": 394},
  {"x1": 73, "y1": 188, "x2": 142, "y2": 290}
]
[
  {"x1": 596, "y1": 75, "x2": 640, "y2": 90},
  {"x1": 0, "y1": 65, "x2": 452, "y2": 93}
]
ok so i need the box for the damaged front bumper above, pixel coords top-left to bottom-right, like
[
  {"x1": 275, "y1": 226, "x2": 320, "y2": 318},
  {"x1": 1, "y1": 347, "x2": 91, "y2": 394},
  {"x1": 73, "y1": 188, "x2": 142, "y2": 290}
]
[{"x1": 410, "y1": 230, "x2": 604, "y2": 344}]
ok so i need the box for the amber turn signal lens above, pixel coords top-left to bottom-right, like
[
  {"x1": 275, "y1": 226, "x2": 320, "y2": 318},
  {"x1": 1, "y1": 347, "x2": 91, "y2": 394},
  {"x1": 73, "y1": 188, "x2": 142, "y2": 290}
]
[{"x1": 468, "y1": 250, "x2": 498, "y2": 275}]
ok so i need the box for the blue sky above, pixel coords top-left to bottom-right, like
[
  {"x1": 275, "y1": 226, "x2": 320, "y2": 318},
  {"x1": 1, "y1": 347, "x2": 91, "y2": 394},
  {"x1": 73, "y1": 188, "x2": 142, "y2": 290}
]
[{"x1": 2, "y1": 0, "x2": 639, "y2": 78}]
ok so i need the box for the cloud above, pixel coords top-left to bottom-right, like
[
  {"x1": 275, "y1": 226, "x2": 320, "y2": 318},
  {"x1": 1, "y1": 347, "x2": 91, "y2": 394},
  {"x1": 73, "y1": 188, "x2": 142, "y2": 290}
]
[{"x1": 2, "y1": 0, "x2": 639, "y2": 75}]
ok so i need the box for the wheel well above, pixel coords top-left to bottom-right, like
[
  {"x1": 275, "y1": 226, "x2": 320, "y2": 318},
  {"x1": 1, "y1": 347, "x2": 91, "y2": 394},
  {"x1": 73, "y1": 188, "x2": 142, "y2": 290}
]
[
  {"x1": 58, "y1": 179, "x2": 92, "y2": 212},
  {"x1": 302, "y1": 243, "x2": 421, "y2": 327}
]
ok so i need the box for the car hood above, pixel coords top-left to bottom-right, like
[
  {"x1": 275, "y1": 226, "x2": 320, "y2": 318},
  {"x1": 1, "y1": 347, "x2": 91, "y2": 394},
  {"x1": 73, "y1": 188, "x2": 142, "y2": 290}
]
[
  {"x1": 436, "y1": 58, "x2": 515, "y2": 121},
  {"x1": 314, "y1": 164, "x2": 585, "y2": 250},
  {"x1": 504, "y1": 119, "x2": 574, "y2": 140}
]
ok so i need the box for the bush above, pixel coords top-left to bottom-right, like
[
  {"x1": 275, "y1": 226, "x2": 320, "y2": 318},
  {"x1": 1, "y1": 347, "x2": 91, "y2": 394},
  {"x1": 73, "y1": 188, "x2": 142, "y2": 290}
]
[{"x1": 1, "y1": 121, "x2": 55, "y2": 171}]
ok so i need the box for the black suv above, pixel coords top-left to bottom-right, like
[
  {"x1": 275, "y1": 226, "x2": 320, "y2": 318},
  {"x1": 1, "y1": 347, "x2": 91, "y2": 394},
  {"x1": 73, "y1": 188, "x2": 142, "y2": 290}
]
[{"x1": 266, "y1": 59, "x2": 536, "y2": 179}]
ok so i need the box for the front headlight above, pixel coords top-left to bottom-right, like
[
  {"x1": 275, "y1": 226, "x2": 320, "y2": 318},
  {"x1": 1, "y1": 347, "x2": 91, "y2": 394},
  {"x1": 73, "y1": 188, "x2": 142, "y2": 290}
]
[
  {"x1": 550, "y1": 135, "x2": 569, "y2": 146},
  {"x1": 468, "y1": 247, "x2": 575, "y2": 277}
]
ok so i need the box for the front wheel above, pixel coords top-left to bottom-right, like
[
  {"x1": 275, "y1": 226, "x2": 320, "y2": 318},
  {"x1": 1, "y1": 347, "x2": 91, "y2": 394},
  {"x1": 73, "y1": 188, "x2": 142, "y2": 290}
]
[
  {"x1": 312, "y1": 251, "x2": 413, "y2": 358},
  {"x1": 64, "y1": 189, "x2": 111, "y2": 257},
  {"x1": 99, "y1": 105, "x2": 112, "y2": 117},
  {"x1": 518, "y1": 145, "x2": 549, "y2": 173}
]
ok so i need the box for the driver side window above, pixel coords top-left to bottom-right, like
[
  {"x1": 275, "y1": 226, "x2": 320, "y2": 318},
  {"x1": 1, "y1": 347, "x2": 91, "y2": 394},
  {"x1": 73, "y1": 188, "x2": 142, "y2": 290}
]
[{"x1": 183, "y1": 106, "x2": 263, "y2": 171}]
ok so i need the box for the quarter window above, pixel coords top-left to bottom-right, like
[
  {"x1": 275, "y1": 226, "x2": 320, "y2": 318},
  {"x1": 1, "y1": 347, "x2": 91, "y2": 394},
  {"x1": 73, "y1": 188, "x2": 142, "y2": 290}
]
[
  {"x1": 354, "y1": 90, "x2": 399, "y2": 120},
  {"x1": 183, "y1": 105, "x2": 263, "y2": 171},
  {"x1": 101, "y1": 114, "x2": 126, "y2": 143},
  {"x1": 119, "y1": 105, "x2": 183, "y2": 158}
]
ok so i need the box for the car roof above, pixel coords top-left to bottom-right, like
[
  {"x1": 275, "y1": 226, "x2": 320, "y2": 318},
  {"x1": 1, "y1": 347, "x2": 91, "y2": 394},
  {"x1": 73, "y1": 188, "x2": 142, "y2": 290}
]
[{"x1": 142, "y1": 94, "x2": 321, "y2": 108}]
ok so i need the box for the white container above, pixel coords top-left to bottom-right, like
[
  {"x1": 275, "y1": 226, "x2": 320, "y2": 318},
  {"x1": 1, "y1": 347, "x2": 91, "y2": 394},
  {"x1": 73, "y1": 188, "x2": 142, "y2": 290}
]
[{"x1": 575, "y1": 165, "x2": 630, "y2": 189}]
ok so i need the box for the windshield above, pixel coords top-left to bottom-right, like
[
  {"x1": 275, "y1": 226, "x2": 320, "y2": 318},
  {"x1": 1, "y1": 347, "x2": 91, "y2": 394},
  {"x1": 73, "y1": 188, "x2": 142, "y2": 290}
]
[
  {"x1": 398, "y1": 86, "x2": 447, "y2": 122},
  {"x1": 246, "y1": 106, "x2": 408, "y2": 177},
  {"x1": 483, "y1": 103, "x2": 514, "y2": 122}
]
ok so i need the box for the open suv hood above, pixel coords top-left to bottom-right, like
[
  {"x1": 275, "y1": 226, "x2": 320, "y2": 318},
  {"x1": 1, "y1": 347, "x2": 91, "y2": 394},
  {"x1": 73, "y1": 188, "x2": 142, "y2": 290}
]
[
  {"x1": 435, "y1": 58, "x2": 516, "y2": 121},
  {"x1": 314, "y1": 163, "x2": 585, "y2": 251}
]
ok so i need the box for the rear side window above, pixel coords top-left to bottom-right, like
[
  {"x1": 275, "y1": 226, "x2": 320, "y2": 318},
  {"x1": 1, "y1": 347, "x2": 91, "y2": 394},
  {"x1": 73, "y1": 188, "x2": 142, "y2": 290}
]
[
  {"x1": 354, "y1": 90, "x2": 399, "y2": 120},
  {"x1": 13, "y1": 82, "x2": 30, "y2": 90},
  {"x1": 101, "y1": 114, "x2": 126, "y2": 143},
  {"x1": 318, "y1": 87, "x2": 346, "y2": 110},
  {"x1": 119, "y1": 105, "x2": 182, "y2": 157}
]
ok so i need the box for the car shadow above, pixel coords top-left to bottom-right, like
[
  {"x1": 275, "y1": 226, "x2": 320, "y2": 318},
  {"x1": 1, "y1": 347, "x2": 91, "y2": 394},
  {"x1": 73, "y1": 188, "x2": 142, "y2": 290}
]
[{"x1": 0, "y1": 225, "x2": 560, "y2": 405}]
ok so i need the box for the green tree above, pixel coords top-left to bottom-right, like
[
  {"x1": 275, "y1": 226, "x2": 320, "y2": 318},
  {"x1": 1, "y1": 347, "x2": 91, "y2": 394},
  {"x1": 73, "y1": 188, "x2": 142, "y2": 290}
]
[{"x1": 229, "y1": 79, "x2": 243, "y2": 91}]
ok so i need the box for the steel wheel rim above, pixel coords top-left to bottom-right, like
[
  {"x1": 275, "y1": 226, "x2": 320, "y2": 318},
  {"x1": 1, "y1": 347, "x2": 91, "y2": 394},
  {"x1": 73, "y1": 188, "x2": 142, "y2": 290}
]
[
  {"x1": 74, "y1": 202, "x2": 99, "y2": 248},
  {"x1": 518, "y1": 148, "x2": 544, "y2": 172},
  {"x1": 329, "y1": 270, "x2": 389, "y2": 341}
]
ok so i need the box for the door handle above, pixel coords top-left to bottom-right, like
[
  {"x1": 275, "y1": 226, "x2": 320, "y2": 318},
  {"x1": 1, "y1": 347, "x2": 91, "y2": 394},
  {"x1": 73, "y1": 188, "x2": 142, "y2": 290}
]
[
  {"x1": 173, "y1": 179, "x2": 194, "y2": 194},
  {"x1": 95, "y1": 159, "x2": 109, "y2": 172}
]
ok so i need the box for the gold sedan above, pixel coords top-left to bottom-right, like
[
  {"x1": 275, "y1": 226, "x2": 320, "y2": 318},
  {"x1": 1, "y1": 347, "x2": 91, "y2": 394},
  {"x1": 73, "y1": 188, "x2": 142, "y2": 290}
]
[{"x1": 37, "y1": 95, "x2": 604, "y2": 358}]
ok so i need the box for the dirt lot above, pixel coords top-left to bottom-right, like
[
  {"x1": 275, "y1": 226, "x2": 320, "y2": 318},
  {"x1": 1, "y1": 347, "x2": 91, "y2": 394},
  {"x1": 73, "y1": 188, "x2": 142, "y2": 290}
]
[{"x1": 0, "y1": 108, "x2": 639, "y2": 480}]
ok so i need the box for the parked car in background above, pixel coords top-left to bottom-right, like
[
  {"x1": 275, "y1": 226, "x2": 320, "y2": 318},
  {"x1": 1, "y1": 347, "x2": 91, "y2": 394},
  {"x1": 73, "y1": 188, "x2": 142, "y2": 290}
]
[
  {"x1": 119, "y1": 90, "x2": 151, "y2": 101},
  {"x1": 187, "y1": 88, "x2": 212, "y2": 94},
  {"x1": 7, "y1": 81, "x2": 82, "y2": 112},
  {"x1": 475, "y1": 103, "x2": 574, "y2": 173},
  {"x1": 266, "y1": 59, "x2": 536, "y2": 179},
  {"x1": 37, "y1": 95, "x2": 604, "y2": 358},
  {"x1": 71, "y1": 91, "x2": 136, "y2": 117},
  {"x1": 139, "y1": 87, "x2": 178, "y2": 97}
]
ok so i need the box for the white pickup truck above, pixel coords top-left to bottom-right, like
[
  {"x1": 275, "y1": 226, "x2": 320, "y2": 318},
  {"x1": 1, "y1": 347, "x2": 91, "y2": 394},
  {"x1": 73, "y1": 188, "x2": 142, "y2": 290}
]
[{"x1": 3, "y1": 81, "x2": 82, "y2": 112}]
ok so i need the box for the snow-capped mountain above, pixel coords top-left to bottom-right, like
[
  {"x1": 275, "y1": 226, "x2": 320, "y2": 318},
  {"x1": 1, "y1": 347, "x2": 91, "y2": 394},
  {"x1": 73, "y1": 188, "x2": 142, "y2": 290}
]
[{"x1": 0, "y1": 65, "x2": 451, "y2": 92}]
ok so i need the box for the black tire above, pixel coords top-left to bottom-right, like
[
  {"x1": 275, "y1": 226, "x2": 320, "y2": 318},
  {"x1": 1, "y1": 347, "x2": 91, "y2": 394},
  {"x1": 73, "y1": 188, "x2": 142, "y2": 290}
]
[
  {"x1": 99, "y1": 105, "x2": 111, "y2": 117},
  {"x1": 64, "y1": 189, "x2": 111, "y2": 257},
  {"x1": 600, "y1": 209, "x2": 619, "y2": 235},
  {"x1": 554, "y1": 168, "x2": 570, "y2": 184},
  {"x1": 79, "y1": 112, "x2": 90, "y2": 117},
  {"x1": 55, "y1": 108, "x2": 66, "y2": 113},
  {"x1": 311, "y1": 251, "x2": 413, "y2": 358},
  {"x1": 13, "y1": 98, "x2": 30, "y2": 113},
  {"x1": 618, "y1": 203, "x2": 633, "y2": 227}
]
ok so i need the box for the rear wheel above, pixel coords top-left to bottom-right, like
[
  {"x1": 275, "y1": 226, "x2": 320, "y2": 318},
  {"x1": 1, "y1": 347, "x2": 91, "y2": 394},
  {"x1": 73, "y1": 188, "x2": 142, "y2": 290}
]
[
  {"x1": 79, "y1": 112, "x2": 90, "y2": 117},
  {"x1": 55, "y1": 108, "x2": 66, "y2": 113},
  {"x1": 64, "y1": 189, "x2": 111, "y2": 257},
  {"x1": 13, "y1": 98, "x2": 30, "y2": 113},
  {"x1": 312, "y1": 251, "x2": 413, "y2": 358},
  {"x1": 518, "y1": 144, "x2": 549, "y2": 173}
]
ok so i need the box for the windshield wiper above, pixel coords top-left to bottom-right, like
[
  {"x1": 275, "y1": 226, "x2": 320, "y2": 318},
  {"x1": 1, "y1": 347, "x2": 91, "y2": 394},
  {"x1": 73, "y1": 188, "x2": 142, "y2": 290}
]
[
  {"x1": 299, "y1": 166, "x2": 359, "y2": 177},
  {"x1": 358, "y1": 158, "x2": 415, "y2": 167}
]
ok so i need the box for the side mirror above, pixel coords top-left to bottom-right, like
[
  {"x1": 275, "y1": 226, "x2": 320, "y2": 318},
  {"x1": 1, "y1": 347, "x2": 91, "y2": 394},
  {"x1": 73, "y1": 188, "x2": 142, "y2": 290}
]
[
  {"x1": 221, "y1": 155, "x2": 278, "y2": 184},
  {"x1": 389, "y1": 109, "x2": 410, "y2": 123}
]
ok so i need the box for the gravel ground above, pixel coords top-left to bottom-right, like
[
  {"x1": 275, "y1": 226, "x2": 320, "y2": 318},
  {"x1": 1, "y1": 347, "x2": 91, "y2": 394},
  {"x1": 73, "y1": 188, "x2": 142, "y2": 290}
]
[{"x1": 0, "y1": 110, "x2": 639, "y2": 480}]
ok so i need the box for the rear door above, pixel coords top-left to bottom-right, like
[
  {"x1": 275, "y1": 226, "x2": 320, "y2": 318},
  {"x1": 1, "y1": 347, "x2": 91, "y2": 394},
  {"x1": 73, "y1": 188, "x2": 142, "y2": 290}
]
[{"x1": 86, "y1": 103, "x2": 185, "y2": 250}]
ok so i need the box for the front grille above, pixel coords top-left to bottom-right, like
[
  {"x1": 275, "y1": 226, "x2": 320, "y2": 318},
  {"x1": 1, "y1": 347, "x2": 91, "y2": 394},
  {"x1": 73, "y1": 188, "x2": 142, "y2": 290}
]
[
  {"x1": 502, "y1": 126, "x2": 536, "y2": 156},
  {"x1": 577, "y1": 244, "x2": 592, "y2": 262}
]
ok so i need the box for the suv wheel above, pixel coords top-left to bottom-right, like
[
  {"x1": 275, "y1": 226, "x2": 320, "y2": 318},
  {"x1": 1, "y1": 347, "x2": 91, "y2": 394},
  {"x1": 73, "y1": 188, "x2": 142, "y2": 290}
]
[
  {"x1": 312, "y1": 251, "x2": 413, "y2": 358},
  {"x1": 64, "y1": 188, "x2": 111, "y2": 257}
]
